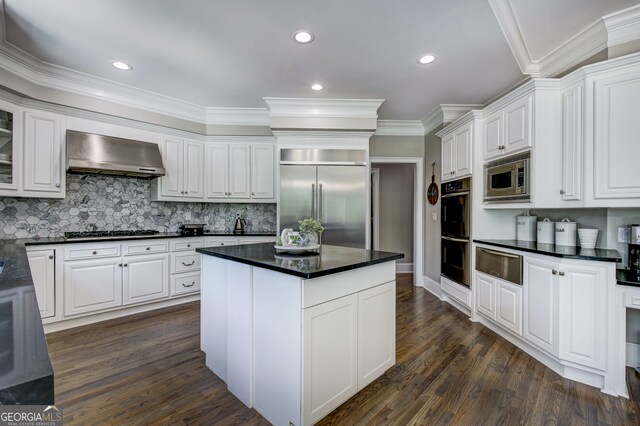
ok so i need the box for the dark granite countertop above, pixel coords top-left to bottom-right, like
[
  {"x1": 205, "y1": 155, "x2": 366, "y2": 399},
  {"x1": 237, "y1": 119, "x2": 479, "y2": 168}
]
[
  {"x1": 197, "y1": 243, "x2": 404, "y2": 279},
  {"x1": 0, "y1": 240, "x2": 54, "y2": 405},
  {"x1": 474, "y1": 239, "x2": 622, "y2": 263},
  {"x1": 22, "y1": 232, "x2": 276, "y2": 246},
  {"x1": 617, "y1": 269, "x2": 640, "y2": 287}
]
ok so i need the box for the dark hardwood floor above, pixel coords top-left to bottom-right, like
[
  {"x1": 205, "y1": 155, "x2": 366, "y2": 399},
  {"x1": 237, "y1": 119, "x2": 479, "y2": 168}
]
[{"x1": 46, "y1": 274, "x2": 640, "y2": 425}]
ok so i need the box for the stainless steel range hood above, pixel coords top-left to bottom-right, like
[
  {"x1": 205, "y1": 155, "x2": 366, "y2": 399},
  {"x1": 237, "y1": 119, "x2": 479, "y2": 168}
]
[{"x1": 66, "y1": 130, "x2": 165, "y2": 178}]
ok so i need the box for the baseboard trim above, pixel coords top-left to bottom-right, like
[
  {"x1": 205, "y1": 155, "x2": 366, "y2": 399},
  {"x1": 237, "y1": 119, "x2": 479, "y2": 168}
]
[
  {"x1": 627, "y1": 342, "x2": 640, "y2": 367},
  {"x1": 396, "y1": 262, "x2": 414, "y2": 273},
  {"x1": 422, "y1": 276, "x2": 443, "y2": 299}
]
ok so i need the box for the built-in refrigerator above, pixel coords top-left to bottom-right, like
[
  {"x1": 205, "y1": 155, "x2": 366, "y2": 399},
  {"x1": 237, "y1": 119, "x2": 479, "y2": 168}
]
[{"x1": 279, "y1": 149, "x2": 367, "y2": 248}]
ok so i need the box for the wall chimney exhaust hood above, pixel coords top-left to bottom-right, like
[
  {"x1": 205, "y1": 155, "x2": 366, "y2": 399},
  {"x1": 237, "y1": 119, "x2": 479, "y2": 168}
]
[{"x1": 66, "y1": 130, "x2": 165, "y2": 178}]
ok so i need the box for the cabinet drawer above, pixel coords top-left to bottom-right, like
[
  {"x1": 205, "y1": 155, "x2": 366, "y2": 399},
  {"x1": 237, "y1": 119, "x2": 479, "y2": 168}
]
[
  {"x1": 172, "y1": 273, "x2": 201, "y2": 296},
  {"x1": 625, "y1": 292, "x2": 640, "y2": 309},
  {"x1": 171, "y1": 253, "x2": 201, "y2": 274},
  {"x1": 64, "y1": 243, "x2": 121, "y2": 260},
  {"x1": 204, "y1": 237, "x2": 238, "y2": 247},
  {"x1": 170, "y1": 238, "x2": 204, "y2": 252},
  {"x1": 124, "y1": 240, "x2": 169, "y2": 255}
]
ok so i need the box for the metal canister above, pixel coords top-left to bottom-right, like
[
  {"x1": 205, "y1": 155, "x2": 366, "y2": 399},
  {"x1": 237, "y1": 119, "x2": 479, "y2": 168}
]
[
  {"x1": 537, "y1": 218, "x2": 555, "y2": 245},
  {"x1": 555, "y1": 218, "x2": 577, "y2": 247}
]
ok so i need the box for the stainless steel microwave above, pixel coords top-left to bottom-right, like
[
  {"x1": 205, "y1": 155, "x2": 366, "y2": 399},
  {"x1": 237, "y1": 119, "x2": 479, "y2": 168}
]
[{"x1": 484, "y1": 152, "x2": 530, "y2": 203}]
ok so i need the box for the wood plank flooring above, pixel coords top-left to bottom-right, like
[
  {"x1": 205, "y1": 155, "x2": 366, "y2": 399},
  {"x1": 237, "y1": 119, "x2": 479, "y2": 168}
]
[{"x1": 46, "y1": 274, "x2": 640, "y2": 425}]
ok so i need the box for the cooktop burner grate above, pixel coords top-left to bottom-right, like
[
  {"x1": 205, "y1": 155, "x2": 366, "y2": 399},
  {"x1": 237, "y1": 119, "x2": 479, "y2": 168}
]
[{"x1": 64, "y1": 230, "x2": 160, "y2": 239}]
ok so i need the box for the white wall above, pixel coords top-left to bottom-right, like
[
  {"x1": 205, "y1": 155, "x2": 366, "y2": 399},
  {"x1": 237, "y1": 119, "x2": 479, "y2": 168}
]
[{"x1": 424, "y1": 127, "x2": 442, "y2": 283}]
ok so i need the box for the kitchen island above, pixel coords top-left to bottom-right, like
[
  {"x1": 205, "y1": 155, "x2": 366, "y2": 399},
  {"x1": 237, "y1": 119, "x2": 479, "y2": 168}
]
[{"x1": 197, "y1": 243, "x2": 403, "y2": 426}]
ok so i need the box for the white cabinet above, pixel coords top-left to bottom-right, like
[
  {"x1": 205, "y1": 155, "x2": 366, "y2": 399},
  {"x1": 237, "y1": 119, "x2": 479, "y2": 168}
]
[
  {"x1": 23, "y1": 110, "x2": 64, "y2": 196},
  {"x1": 496, "y1": 279, "x2": 522, "y2": 336},
  {"x1": 205, "y1": 144, "x2": 229, "y2": 198},
  {"x1": 475, "y1": 272, "x2": 496, "y2": 320},
  {"x1": 0, "y1": 100, "x2": 19, "y2": 194},
  {"x1": 357, "y1": 282, "x2": 395, "y2": 390},
  {"x1": 523, "y1": 257, "x2": 558, "y2": 356},
  {"x1": 558, "y1": 264, "x2": 606, "y2": 370},
  {"x1": 483, "y1": 95, "x2": 532, "y2": 161},
  {"x1": 204, "y1": 237, "x2": 238, "y2": 247},
  {"x1": 26, "y1": 249, "x2": 55, "y2": 319},
  {"x1": 64, "y1": 258, "x2": 123, "y2": 316},
  {"x1": 123, "y1": 254, "x2": 169, "y2": 304},
  {"x1": 592, "y1": 68, "x2": 640, "y2": 201},
  {"x1": 155, "y1": 137, "x2": 204, "y2": 200},
  {"x1": 303, "y1": 293, "x2": 358, "y2": 425},
  {"x1": 440, "y1": 121, "x2": 473, "y2": 182},
  {"x1": 561, "y1": 83, "x2": 583, "y2": 202},
  {"x1": 228, "y1": 144, "x2": 251, "y2": 198},
  {"x1": 251, "y1": 144, "x2": 275, "y2": 199}
]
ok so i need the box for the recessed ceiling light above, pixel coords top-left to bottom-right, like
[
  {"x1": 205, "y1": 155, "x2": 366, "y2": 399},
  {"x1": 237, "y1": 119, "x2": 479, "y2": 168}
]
[
  {"x1": 111, "y1": 61, "x2": 133, "y2": 71},
  {"x1": 293, "y1": 30, "x2": 314, "y2": 44},
  {"x1": 311, "y1": 83, "x2": 324, "y2": 91},
  {"x1": 417, "y1": 54, "x2": 436, "y2": 65}
]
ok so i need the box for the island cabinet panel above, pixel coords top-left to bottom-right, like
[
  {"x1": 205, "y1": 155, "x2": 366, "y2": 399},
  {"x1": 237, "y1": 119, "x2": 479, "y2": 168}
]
[
  {"x1": 200, "y1": 257, "x2": 228, "y2": 382},
  {"x1": 303, "y1": 293, "x2": 358, "y2": 426},
  {"x1": 357, "y1": 281, "x2": 395, "y2": 390}
]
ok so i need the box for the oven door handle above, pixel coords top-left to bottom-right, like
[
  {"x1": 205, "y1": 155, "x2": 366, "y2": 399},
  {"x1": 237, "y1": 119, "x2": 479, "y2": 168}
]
[
  {"x1": 442, "y1": 191, "x2": 470, "y2": 198},
  {"x1": 441, "y1": 236, "x2": 469, "y2": 243},
  {"x1": 478, "y1": 247, "x2": 521, "y2": 259}
]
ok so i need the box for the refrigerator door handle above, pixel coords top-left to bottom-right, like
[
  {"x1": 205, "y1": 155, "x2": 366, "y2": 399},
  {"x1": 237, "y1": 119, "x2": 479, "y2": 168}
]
[
  {"x1": 311, "y1": 183, "x2": 316, "y2": 219},
  {"x1": 318, "y1": 183, "x2": 323, "y2": 222}
]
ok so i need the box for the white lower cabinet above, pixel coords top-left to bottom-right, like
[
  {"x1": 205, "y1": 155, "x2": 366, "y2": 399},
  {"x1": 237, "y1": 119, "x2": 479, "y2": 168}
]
[
  {"x1": 523, "y1": 257, "x2": 558, "y2": 356},
  {"x1": 303, "y1": 294, "x2": 359, "y2": 425},
  {"x1": 26, "y1": 249, "x2": 56, "y2": 319},
  {"x1": 172, "y1": 273, "x2": 201, "y2": 296},
  {"x1": 475, "y1": 271, "x2": 522, "y2": 336},
  {"x1": 64, "y1": 258, "x2": 123, "y2": 316},
  {"x1": 123, "y1": 254, "x2": 169, "y2": 304},
  {"x1": 476, "y1": 272, "x2": 496, "y2": 320}
]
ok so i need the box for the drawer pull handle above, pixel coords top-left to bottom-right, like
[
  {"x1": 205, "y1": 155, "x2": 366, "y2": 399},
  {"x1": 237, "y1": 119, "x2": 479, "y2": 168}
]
[
  {"x1": 187, "y1": 244, "x2": 191, "y2": 247},
  {"x1": 182, "y1": 261, "x2": 196, "y2": 266},
  {"x1": 182, "y1": 282, "x2": 195, "y2": 288},
  {"x1": 220, "y1": 243, "x2": 225, "y2": 246},
  {"x1": 119, "y1": 263, "x2": 123, "y2": 267},
  {"x1": 93, "y1": 251, "x2": 98, "y2": 255},
  {"x1": 146, "y1": 247, "x2": 151, "y2": 250}
]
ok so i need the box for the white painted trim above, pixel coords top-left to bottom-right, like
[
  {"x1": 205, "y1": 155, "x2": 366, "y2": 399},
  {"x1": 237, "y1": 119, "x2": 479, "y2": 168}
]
[
  {"x1": 627, "y1": 342, "x2": 640, "y2": 368},
  {"x1": 422, "y1": 276, "x2": 443, "y2": 299},
  {"x1": 422, "y1": 104, "x2": 482, "y2": 135},
  {"x1": 375, "y1": 120, "x2": 425, "y2": 136},
  {"x1": 604, "y1": 5, "x2": 640, "y2": 47},
  {"x1": 371, "y1": 168, "x2": 380, "y2": 250},
  {"x1": 206, "y1": 107, "x2": 270, "y2": 126},
  {"x1": 396, "y1": 263, "x2": 414, "y2": 273},
  {"x1": 369, "y1": 157, "x2": 423, "y2": 287},
  {"x1": 263, "y1": 97, "x2": 384, "y2": 119}
]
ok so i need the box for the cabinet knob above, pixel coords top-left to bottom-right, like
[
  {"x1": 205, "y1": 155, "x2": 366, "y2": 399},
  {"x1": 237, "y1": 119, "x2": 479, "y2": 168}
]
[
  {"x1": 552, "y1": 269, "x2": 558, "y2": 275},
  {"x1": 559, "y1": 271, "x2": 565, "y2": 276},
  {"x1": 146, "y1": 247, "x2": 150, "y2": 250},
  {"x1": 450, "y1": 171, "x2": 455, "y2": 175},
  {"x1": 252, "y1": 192, "x2": 255, "y2": 196},
  {"x1": 560, "y1": 189, "x2": 565, "y2": 195},
  {"x1": 124, "y1": 263, "x2": 128, "y2": 267},
  {"x1": 119, "y1": 263, "x2": 123, "y2": 267},
  {"x1": 55, "y1": 183, "x2": 60, "y2": 188},
  {"x1": 48, "y1": 255, "x2": 54, "y2": 259},
  {"x1": 220, "y1": 243, "x2": 225, "y2": 246},
  {"x1": 93, "y1": 251, "x2": 98, "y2": 255},
  {"x1": 187, "y1": 244, "x2": 191, "y2": 247}
]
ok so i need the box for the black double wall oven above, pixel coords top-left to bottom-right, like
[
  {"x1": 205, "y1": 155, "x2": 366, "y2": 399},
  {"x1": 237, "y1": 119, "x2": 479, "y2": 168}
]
[{"x1": 441, "y1": 177, "x2": 471, "y2": 288}]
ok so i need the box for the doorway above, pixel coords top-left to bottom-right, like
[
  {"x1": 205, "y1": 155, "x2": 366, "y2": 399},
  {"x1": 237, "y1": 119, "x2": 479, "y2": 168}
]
[{"x1": 370, "y1": 157, "x2": 424, "y2": 286}]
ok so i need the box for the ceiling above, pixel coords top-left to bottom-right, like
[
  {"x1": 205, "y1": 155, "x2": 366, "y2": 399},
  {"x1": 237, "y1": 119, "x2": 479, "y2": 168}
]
[{"x1": 1, "y1": 0, "x2": 639, "y2": 122}]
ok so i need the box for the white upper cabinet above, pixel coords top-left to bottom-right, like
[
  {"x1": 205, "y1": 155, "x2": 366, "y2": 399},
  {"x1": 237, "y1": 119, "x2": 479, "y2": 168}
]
[
  {"x1": 483, "y1": 112, "x2": 503, "y2": 160},
  {"x1": 159, "y1": 137, "x2": 183, "y2": 198},
  {"x1": 183, "y1": 140, "x2": 204, "y2": 198},
  {"x1": 206, "y1": 144, "x2": 229, "y2": 198},
  {"x1": 23, "y1": 110, "x2": 64, "y2": 196},
  {"x1": 439, "y1": 120, "x2": 474, "y2": 182},
  {"x1": 250, "y1": 144, "x2": 275, "y2": 199},
  {"x1": 0, "y1": 99, "x2": 19, "y2": 194},
  {"x1": 561, "y1": 82, "x2": 584, "y2": 203},
  {"x1": 228, "y1": 144, "x2": 251, "y2": 198},
  {"x1": 483, "y1": 94, "x2": 532, "y2": 162},
  {"x1": 154, "y1": 137, "x2": 204, "y2": 200},
  {"x1": 592, "y1": 67, "x2": 640, "y2": 203}
]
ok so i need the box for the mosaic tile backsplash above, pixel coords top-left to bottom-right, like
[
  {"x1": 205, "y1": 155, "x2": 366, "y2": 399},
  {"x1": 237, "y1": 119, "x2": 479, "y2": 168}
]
[{"x1": 0, "y1": 175, "x2": 277, "y2": 239}]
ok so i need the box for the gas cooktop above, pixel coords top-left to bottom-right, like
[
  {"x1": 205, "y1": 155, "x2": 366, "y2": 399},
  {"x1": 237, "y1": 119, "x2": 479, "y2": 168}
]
[{"x1": 64, "y1": 230, "x2": 160, "y2": 240}]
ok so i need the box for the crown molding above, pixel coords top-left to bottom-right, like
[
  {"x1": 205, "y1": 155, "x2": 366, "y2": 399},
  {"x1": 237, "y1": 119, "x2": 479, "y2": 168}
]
[
  {"x1": 604, "y1": 5, "x2": 640, "y2": 47},
  {"x1": 422, "y1": 104, "x2": 482, "y2": 135},
  {"x1": 488, "y1": 0, "x2": 538, "y2": 75},
  {"x1": 263, "y1": 97, "x2": 384, "y2": 119},
  {"x1": 374, "y1": 120, "x2": 425, "y2": 136},
  {"x1": 435, "y1": 110, "x2": 484, "y2": 138},
  {"x1": 205, "y1": 107, "x2": 270, "y2": 126},
  {"x1": 272, "y1": 130, "x2": 374, "y2": 139}
]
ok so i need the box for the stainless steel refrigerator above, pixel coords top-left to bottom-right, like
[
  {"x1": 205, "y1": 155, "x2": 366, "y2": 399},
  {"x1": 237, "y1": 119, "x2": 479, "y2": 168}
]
[{"x1": 279, "y1": 149, "x2": 367, "y2": 248}]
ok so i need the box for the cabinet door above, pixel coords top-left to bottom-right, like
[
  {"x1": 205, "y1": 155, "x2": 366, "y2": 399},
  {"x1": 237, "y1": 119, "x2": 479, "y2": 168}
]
[
  {"x1": 558, "y1": 265, "x2": 606, "y2": 369},
  {"x1": 593, "y1": 71, "x2": 640, "y2": 199},
  {"x1": 26, "y1": 250, "x2": 55, "y2": 319},
  {"x1": 504, "y1": 95, "x2": 532, "y2": 153},
  {"x1": 229, "y1": 144, "x2": 251, "y2": 198},
  {"x1": 441, "y1": 133, "x2": 455, "y2": 181},
  {"x1": 0, "y1": 101, "x2": 19, "y2": 192},
  {"x1": 123, "y1": 254, "x2": 169, "y2": 304},
  {"x1": 496, "y1": 279, "x2": 523, "y2": 336},
  {"x1": 204, "y1": 237, "x2": 239, "y2": 247},
  {"x1": 251, "y1": 144, "x2": 275, "y2": 199},
  {"x1": 183, "y1": 140, "x2": 204, "y2": 198},
  {"x1": 303, "y1": 294, "x2": 358, "y2": 425},
  {"x1": 484, "y1": 111, "x2": 503, "y2": 160},
  {"x1": 64, "y1": 258, "x2": 122, "y2": 316},
  {"x1": 454, "y1": 124, "x2": 472, "y2": 177},
  {"x1": 206, "y1": 144, "x2": 229, "y2": 198},
  {"x1": 358, "y1": 281, "x2": 395, "y2": 390},
  {"x1": 23, "y1": 110, "x2": 64, "y2": 194},
  {"x1": 562, "y1": 83, "x2": 583, "y2": 201},
  {"x1": 475, "y1": 272, "x2": 496, "y2": 320},
  {"x1": 523, "y1": 257, "x2": 558, "y2": 355},
  {"x1": 160, "y1": 137, "x2": 184, "y2": 197}
]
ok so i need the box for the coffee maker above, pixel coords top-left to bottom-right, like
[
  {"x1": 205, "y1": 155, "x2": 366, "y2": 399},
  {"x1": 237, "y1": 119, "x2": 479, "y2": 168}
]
[{"x1": 630, "y1": 225, "x2": 640, "y2": 273}]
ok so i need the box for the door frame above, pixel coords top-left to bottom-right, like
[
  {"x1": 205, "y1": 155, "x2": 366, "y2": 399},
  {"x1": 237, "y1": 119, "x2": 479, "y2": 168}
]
[
  {"x1": 370, "y1": 168, "x2": 380, "y2": 250},
  {"x1": 369, "y1": 157, "x2": 424, "y2": 287}
]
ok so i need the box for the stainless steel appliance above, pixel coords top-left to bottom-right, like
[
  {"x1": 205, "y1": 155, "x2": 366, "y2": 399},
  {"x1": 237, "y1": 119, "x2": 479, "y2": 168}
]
[
  {"x1": 484, "y1": 152, "x2": 530, "y2": 203},
  {"x1": 630, "y1": 224, "x2": 640, "y2": 272},
  {"x1": 476, "y1": 247, "x2": 523, "y2": 285},
  {"x1": 441, "y1": 177, "x2": 471, "y2": 287},
  {"x1": 64, "y1": 230, "x2": 160, "y2": 240},
  {"x1": 180, "y1": 224, "x2": 205, "y2": 236},
  {"x1": 279, "y1": 149, "x2": 367, "y2": 249},
  {"x1": 66, "y1": 130, "x2": 165, "y2": 178}
]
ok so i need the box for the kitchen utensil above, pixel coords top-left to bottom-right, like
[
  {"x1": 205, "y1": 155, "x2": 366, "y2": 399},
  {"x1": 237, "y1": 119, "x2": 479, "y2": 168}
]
[
  {"x1": 427, "y1": 162, "x2": 439, "y2": 205},
  {"x1": 555, "y1": 218, "x2": 577, "y2": 246},
  {"x1": 180, "y1": 224, "x2": 205, "y2": 236},
  {"x1": 578, "y1": 228, "x2": 598, "y2": 249},
  {"x1": 517, "y1": 214, "x2": 537, "y2": 242},
  {"x1": 233, "y1": 213, "x2": 247, "y2": 235},
  {"x1": 537, "y1": 218, "x2": 555, "y2": 245}
]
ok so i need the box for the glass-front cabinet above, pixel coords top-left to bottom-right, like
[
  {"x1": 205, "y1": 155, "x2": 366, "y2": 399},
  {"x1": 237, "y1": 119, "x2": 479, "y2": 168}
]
[{"x1": 0, "y1": 99, "x2": 18, "y2": 191}]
